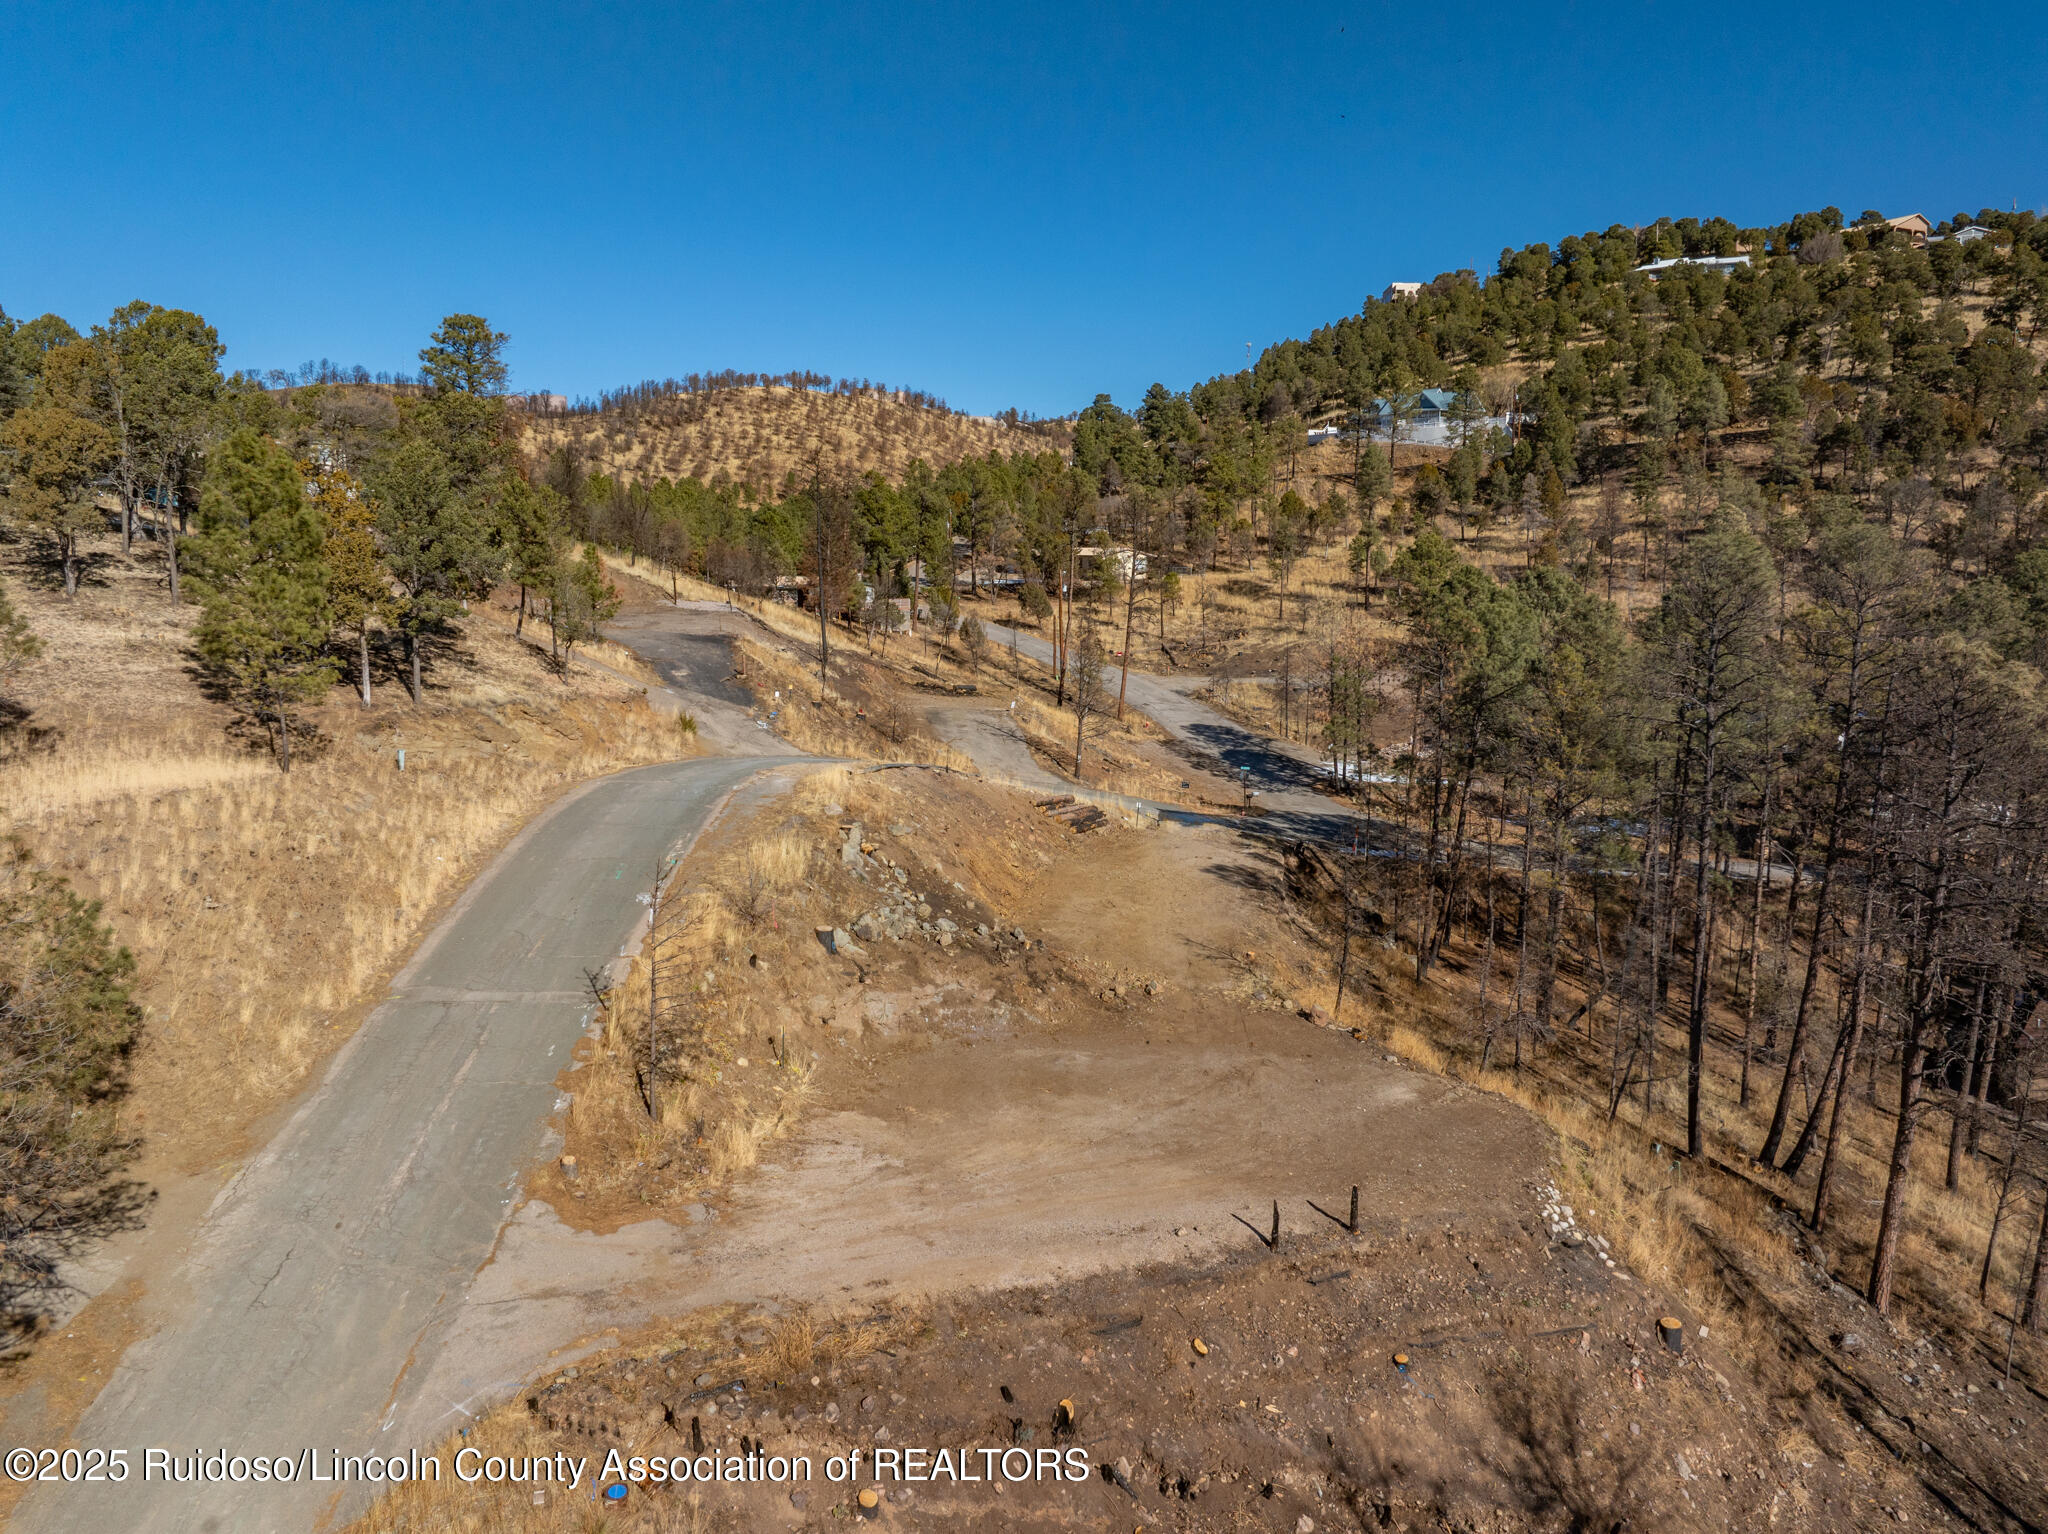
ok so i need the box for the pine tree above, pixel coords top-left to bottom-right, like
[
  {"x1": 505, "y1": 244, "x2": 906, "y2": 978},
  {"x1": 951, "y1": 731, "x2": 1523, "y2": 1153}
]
[
  {"x1": 0, "y1": 573, "x2": 42, "y2": 716},
  {"x1": 499, "y1": 474, "x2": 566, "y2": 636},
  {"x1": 0, "y1": 836, "x2": 144, "y2": 1322},
  {"x1": 0, "y1": 303, "x2": 23, "y2": 420},
  {"x1": 309, "y1": 462, "x2": 390, "y2": 708},
  {"x1": 370, "y1": 436, "x2": 496, "y2": 701},
  {"x1": 418, "y1": 314, "x2": 509, "y2": 397},
  {"x1": 0, "y1": 403, "x2": 117, "y2": 596},
  {"x1": 548, "y1": 545, "x2": 620, "y2": 664},
  {"x1": 185, "y1": 430, "x2": 336, "y2": 771}
]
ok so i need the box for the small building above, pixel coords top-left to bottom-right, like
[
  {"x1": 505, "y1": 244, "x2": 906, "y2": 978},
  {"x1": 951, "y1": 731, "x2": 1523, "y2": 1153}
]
[
  {"x1": 1636, "y1": 254, "x2": 1752, "y2": 279},
  {"x1": 1366, "y1": 388, "x2": 1463, "y2": 426},
  {"x1": 1381, "y1": 282, "x2": 1424, "y2": 302},
  {"x1": 1885, "y1": 213, "x2": 1933, "y2": 244},
  {"x1": 1075, "y1": 545, "x2": 1146, "y2": 582},
  {"x1": 1929, "y1": 223, "x2": 1996, "y2": 245},
  {"x1": 1306, "y1": 424, "x2": 1342, "y2": 445}
]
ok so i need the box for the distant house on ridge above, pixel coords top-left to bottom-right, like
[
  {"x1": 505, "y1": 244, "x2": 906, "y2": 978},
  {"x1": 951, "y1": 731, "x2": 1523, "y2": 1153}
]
[
  {"x1": 1885, "y1": 213, "x2": 1933, "y2": 244},
  {"x1": 1636, "y1": 254, "x2": 1752, "y2": 279}
]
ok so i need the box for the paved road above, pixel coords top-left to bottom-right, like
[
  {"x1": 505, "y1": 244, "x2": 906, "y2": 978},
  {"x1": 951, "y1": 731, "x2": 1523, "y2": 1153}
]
[
  {"x1": 14, "y1": 753, "x2": 807, "y2": 1534},
  {"x1": 983, "y1": 620, "x2": 1373, "y2": 843},
  {"x1": 918, "y1": 698, "x2": 1066, "y2": 791}
]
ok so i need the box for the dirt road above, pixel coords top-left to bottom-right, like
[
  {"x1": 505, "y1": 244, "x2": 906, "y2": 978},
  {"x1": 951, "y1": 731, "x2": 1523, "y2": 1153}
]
[{"x1": 11, "y1": 754, "x2": 809, "y2": 1534}]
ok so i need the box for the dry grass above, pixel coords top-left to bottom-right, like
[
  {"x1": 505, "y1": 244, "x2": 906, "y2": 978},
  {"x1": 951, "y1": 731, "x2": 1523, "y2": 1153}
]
[
  {"x1": 6, "y1": 694, "x2": 690, "y2": 1144},
  {"x1": 521, "y1": 385, "x2": 1059, "y2": 495},
  {"x1": 547, "y1": 808, "x2": 827, "y2": 1206},
  {"x1": 0, "y1": 535, "x2": 701, "y2": 1165},
  {"x1": 731, "y1": 636, "x2": 972, "y2": 771}
]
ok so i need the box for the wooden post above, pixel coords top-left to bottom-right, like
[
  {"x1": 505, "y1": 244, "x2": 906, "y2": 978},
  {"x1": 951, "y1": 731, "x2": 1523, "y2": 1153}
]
[
  {"x1": 1349, "y1": 1185, "x2": 1360, "y2": 1233},
  {"x1": 1269, "y1": 1200, "x2": 1281, "y2": 1251}
]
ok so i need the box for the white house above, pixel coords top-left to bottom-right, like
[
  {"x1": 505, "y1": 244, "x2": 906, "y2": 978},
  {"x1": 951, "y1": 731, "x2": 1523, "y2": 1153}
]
[
  {"x1": 1076, "y1": 545, "x2": 1146, "y2": 582},
  {"x1": 1636, "y1": 254, "x2": 1752, "y2": 279},
  {"x1": 1381, "y1": 282, "x2": 1425, "y2": 302}
]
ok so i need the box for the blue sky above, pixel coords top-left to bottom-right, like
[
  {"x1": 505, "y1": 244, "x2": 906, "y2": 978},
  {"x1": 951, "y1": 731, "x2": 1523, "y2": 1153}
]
[{"x1": 3, "y1": 2, "x2": 2043, "y2": 418}]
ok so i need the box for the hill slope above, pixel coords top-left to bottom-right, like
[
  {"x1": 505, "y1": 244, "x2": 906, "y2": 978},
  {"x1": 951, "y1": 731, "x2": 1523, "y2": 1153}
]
[{"x1": 521, "y1": 384, "x2": 1066, "y2": 491}]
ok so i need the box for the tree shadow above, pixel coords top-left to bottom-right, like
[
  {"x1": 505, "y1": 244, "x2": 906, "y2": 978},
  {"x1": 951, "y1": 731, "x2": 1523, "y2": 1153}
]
[
  {"x1": 0, "y1": 695, "x2": 62, "y2": 759},
  {"x1": 1329, "y1": 1366, "x2": 1657, "y2": 1533},
  {"x1": 1, "y1": 1178, "x2": 156, "y2": 1371},
  {"x1": 179, "y1": 649, "x2": 331, "y2": 768}
]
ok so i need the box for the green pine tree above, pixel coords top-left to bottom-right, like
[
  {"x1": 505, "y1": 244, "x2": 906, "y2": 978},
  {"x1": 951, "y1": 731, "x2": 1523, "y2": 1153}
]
[
  {"x1": 185, "y1": 429, "x2": 336, "y2": 771},
  {"x1": 0, "y1": 402, "x2": 117, "y2": 597},
  {"x1": 499, "y1": 473, "x2": 566, "y2": 637},
  {"x1": 548, "y1": 544, "x2": 620, "y2": 664},
  {"x1": 0, "y1": 835, "x2": 144, "y2": 1321},
  {"x1": 0, "y1": 573, "x2": 43, "y2": 720},
  {"x1": 369, "y1": 435, "x2": 497, "y2": 701},
  {"x1": 309, "y1": 462, "x2": 391, "y2": 708}
]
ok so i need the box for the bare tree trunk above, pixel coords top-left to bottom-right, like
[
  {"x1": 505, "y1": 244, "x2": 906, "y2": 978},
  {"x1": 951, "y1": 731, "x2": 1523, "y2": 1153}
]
[
  {"x1": 1685, "y1": 740, "x2": 1717, "y2": 1159},
  {"x1": 1866, "y1": 1024, "x2": 1925, "y2": 1314},
  {"x1": 409, "y1": 630, "x2": 423, "y2": 703},
  {"x1": 358, "y1": 628, "x2": 373, "y2": 708},
  {"x1": 1116, "y1": 550, "x2": 1137, "y2": 720},
  {"x1": 2025, "y1": 1188, "x2": 2048, "y2": 1332},
  {"x1": 1947, "y1": 978, "x2": 1989, "y2": 1192},
  {"x1": 1741, "y1": 771, "x2": 1775, "y2": 1107},
  {"x1": 1979, "y1": 1073, "x2": 2032, "y2": 1302},
  {"x1": 1643, "y1": 772, "x2": 1664, "y2": 1123},
  {"x1": 1533, "y1": 807, "x2": 1567, "y2": 1032}
]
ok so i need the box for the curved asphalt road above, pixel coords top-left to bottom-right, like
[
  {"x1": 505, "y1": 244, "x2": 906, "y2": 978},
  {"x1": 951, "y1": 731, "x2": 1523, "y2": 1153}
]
[
  {"x1": 15, "y1": 753, "x2": 808, "y2": 1534},
  {"x1": 983, "y1": 619, "x2": 1374, "y2": 844}
]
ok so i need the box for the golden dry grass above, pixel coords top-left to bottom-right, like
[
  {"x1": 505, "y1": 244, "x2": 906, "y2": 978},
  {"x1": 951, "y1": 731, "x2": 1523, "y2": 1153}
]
[
  {"x1": 1, "y1": 535, "x2": 701, "y2": 1165},
  {"x1": 1309, "y1": 914, "x2": 2046, "y2": 1385},
  {"x1": 522, "y1": 386, "x2": 1060, "y2": 496},
  {"x1": 730, "y1": 636, "x2": 973, "y2": 772}
]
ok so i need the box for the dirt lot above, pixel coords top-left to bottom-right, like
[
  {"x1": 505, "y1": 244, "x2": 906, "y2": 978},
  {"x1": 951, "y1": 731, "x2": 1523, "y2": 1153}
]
[{"x1": 350, "y1": 771, "x2": 2012, "y2": 1534}]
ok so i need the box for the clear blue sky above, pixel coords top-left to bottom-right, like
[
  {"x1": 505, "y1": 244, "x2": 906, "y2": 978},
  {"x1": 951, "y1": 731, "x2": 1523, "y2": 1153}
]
[{"x1": 3, "y1": 2, "x2": 2043, "y2": 418}]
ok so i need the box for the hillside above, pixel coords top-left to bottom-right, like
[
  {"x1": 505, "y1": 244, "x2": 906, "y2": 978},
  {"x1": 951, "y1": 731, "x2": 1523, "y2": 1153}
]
[{"x1": 521, "y1": 383, "x2": 1067, "y2": 492}]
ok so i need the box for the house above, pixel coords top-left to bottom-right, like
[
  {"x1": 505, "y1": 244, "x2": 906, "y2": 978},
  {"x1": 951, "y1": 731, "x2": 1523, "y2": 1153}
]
[
  {"x1": 1930, "y1": 224, "x2": 1996, "y2": 245},
  {"x1": 1368, "y1": 388, "x2": 1462, "y2": 425},
  {"x1": 1075, "y1": 545, "x2": 1146, "y2": 582},
  {"x1": 1381, "y1": 282, "x2": 1424, "y2": 302},
  {"x1": 1885, "y1": 213, "x2": 1933, "y2": 244},
  {"x1": 1306, "y1": 424, "x2": 1343, "y2": 445},
  {"x1": 1636, "y1": 254, "x2": 1752, "y2": 279}
]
